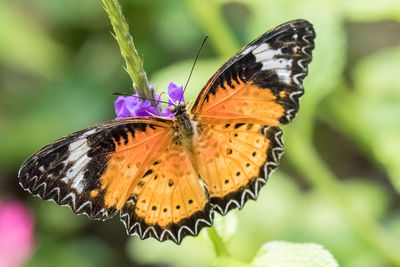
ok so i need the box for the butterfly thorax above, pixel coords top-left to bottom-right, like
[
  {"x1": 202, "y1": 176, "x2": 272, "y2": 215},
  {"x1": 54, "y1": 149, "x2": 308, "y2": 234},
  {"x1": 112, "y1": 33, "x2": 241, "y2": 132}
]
[{"x1": 172, "y1": 103, "x2": 195, "y2": 148}]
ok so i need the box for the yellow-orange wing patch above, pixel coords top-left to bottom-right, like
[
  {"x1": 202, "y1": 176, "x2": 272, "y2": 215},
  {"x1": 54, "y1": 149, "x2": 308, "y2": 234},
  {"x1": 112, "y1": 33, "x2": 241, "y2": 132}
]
[
  {"x1": 193, "y1": 79, "x2": 286, "y2": 125},
  {"x1": 98, "y1": 120, "x2": 174, "y2": 211},
  {"x1": 191, "y1": 19, "x2": 315, "y2": 126},
  {"x1": 120, "y1": 141, "x2": 213, "y2": 244},
  {"x1": 194, "y1": 123, "x2": 283, "y2": 215}
]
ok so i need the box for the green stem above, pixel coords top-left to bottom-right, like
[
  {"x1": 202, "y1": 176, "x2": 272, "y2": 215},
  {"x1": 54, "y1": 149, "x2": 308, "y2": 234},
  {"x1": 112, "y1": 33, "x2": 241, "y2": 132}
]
[
  {"x1": 207, "y1": 226, "x2": 231, "y2": 258},
  {"x1": 207, "y1": 226, "x2": 254, "y2": 267},
  {"x1": 102, "y1": 0, "x2": 153, "y2": 99}
]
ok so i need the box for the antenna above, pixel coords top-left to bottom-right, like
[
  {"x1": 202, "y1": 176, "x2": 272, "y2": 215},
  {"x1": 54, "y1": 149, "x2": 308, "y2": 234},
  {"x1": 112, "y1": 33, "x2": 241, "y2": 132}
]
[
  {"x1": 112, "y1": 92, "x2": 170, "y2": 105},
  {"x1": 179, "y1": 35, "x2": 208, "y2": 102},
  {"x1": 112, "y1": 92, "x2": 131, "y2": 96}
]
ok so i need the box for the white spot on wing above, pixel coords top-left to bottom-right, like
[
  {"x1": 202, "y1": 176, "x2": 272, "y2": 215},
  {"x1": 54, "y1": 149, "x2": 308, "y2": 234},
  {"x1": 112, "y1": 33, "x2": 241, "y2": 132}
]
[
  {"x1": 252, "y1": 43, "x2": 292, "y2": 83},
  {"x1": 258, "y1": 58, "x2": 292, "y2": 69},
  {"x1": 61, "y1": 136, "x2": 91, "y2": 193},
  {"x1": 253, "y1": 43, "x2": 282, "y2": 62},
  {"x1": 275, "y1": 69, "x2": 291, "y2": 83},
  {"x1": 240, "y1": 45, "x2": 255, "y2": 56},
  {"x1": 81, "y1": 128, "x2": 98, "y2": 138},
  {"x1": 68, "y1": 139, "x2": 89, "y2": 161}
]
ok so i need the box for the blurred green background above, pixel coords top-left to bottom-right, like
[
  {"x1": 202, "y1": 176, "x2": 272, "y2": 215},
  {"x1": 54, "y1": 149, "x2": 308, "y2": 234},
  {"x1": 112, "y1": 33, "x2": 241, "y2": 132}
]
[{"x1": 1, "y1": 0, "x2": 400, "y2": 266}]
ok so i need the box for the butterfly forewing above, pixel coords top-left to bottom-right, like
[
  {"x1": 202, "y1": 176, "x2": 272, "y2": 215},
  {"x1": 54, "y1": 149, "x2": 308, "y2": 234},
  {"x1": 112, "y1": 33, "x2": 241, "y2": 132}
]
[
  {"x1": 191, "y1": 19, "x2": 315, "y2": 125},
  {"x1": 18, "y1": 118, "x2": 175, "y2": 219}
]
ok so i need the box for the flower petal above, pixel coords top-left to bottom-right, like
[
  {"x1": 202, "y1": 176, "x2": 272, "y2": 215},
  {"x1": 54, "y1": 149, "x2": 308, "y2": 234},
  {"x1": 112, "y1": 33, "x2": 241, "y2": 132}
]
[
  {"x1": 115, "y1": 96, "x2": 135, "y2": 119},
  {"x1": 168, "y1": 82, "x2": 184, "y2": 104},
  {"x1": 132, "y1": 100, "x2": 157, "y2": 117},
  {"x1": 114, "y1": 96, "x2": 126, "y2": 115}
]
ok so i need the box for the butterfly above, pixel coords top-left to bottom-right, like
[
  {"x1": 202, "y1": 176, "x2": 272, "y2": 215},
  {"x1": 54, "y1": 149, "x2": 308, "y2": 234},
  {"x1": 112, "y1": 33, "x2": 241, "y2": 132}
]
[{"x1": 18, "y1": 19, "x2": 315, "y2": 244}]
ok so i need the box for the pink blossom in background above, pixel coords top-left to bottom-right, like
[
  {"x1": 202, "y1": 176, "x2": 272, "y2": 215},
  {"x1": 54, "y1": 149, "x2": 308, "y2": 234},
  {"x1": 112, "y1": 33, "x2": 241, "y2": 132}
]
[{"x1": 0, "y1": 200, "x2": 34, "y2": 267}]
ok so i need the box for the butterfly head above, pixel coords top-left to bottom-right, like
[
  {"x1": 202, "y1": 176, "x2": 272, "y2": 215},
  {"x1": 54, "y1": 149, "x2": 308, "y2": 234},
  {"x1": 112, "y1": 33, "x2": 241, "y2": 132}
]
[{"x1": 169, "y1": 101, "x2": 187, "y2": 116}]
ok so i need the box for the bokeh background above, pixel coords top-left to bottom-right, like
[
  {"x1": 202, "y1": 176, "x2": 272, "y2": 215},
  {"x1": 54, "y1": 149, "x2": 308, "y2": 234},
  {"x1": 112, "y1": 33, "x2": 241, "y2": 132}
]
[{"x1": 1, "y1": 0, "x2": 400, "y2": 266}]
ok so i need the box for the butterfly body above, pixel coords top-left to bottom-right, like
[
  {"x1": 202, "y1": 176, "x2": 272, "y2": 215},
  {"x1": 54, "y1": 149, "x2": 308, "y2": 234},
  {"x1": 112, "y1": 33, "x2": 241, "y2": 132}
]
[
  {"x1": 19, "y1": 20, "x2": 315, "y2": 244},
  {"x1": 172, "y1": 102, "x2": 196, "y2": 147}
]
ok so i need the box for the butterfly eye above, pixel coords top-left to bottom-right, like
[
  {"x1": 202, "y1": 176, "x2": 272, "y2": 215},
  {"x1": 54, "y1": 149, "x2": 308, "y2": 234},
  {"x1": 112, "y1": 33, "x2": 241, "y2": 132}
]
[{"x1": 170, "y1": 106, "x2": 176, "y2": 113}]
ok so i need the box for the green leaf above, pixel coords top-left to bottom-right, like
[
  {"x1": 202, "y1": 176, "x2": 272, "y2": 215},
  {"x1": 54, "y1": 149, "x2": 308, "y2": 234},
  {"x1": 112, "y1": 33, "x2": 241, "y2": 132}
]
[{"x1": 252, "y1": 241, "x2": 339, "y2": 267}]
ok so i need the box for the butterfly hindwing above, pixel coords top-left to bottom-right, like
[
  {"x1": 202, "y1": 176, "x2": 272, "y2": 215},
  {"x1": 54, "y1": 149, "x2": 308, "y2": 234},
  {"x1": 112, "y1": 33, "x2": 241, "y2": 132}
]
[
  {"x1": 120, "y1": 141, "x2": 213, "y2": 244},
  {"x1": 191, "y1": 19, "x2": 315, "y2": 125},
  {"x1": 194, "y1": 123, "x2": 283, "y2": 214},
  {"x1": 18, "y1": 117, "x2": 175, "y2": 220}
]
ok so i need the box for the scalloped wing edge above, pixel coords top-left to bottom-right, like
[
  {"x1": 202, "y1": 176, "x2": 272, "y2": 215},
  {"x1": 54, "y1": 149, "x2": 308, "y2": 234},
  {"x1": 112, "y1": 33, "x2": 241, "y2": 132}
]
[{"x1": 119, "y1": 201, "x2": 214, "y2": 244}]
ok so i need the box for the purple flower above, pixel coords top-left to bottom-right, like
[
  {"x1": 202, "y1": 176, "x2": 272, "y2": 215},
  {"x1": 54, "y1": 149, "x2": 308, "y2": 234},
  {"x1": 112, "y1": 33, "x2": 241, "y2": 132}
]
[
  {"x1": 167, "y1": 82, "x2": 183, "y2": 106},
  {"x1": 115, "y1": 96, "x2": 139, "y2": 119},
  {"x1": 0, "y1": 199, "x2": 34, "y2": 267},
  {"x1": 114, "y1": 82, "x2": 184, "y2": 119},
  {"x1": 134, "y1": 99, "x2": 160, "y2": 117}
]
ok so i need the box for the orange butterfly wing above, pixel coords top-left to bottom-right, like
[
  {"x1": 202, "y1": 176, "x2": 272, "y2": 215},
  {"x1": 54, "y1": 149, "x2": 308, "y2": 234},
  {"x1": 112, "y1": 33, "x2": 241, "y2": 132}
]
[
  {"x1": 191, "y1": 19, "x2": 315, "y2": 126},
  {"x1": 18, "y1": 118, "x2": 174, "y2": 219},
  {"x1": 191, "y1": 19, "x2": 315, "y2": 214}
]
